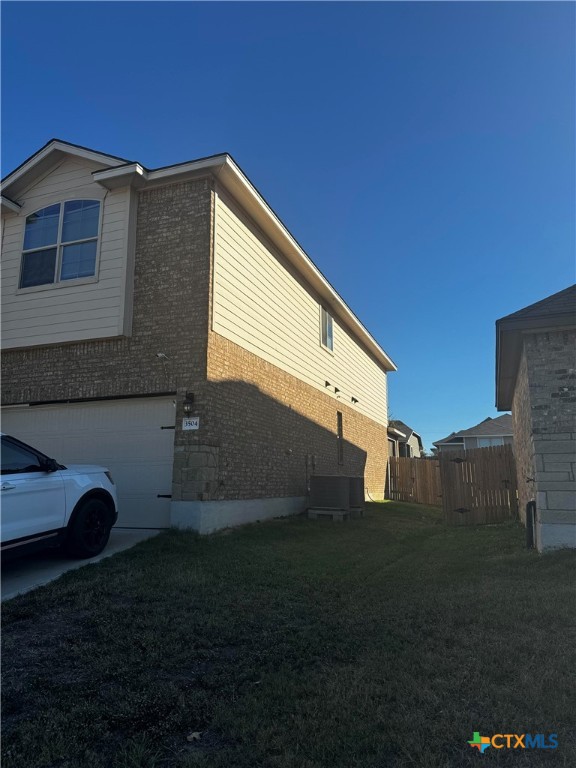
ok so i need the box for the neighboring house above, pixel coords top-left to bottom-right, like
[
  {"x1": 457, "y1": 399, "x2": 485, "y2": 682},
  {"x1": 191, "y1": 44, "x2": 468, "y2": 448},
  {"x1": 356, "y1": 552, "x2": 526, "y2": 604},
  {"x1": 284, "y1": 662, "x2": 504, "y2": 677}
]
[
  {"x1": 387, "y1": 420, "x2": 423, "y2": 458},
  {"x1": 433, "y1": 414, "x2": 513, "y2": 453},
  {"x1": 1, "y1": 139, "x2": 397, "y2": 534},
  {"x1": 496, "y1": 285, "x2": 576, "y2": 552}
]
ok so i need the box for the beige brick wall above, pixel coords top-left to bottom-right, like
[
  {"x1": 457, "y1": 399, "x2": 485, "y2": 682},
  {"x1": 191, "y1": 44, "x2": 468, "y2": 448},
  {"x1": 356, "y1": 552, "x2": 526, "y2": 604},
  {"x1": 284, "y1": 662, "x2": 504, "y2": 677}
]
[
  {"x1": 1, "y1": 178, "x2": 213, "y2": 406},
  {"x1": 196, "y1": 332, "x2": 388, "y2": 501}
]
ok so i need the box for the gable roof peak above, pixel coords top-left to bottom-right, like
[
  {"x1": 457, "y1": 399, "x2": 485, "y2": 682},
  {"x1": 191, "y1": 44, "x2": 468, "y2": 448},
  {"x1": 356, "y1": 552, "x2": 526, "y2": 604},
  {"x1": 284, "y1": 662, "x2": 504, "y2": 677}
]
[{"x1": 1, "y1": 138, "x2": 133, "y2": 199}]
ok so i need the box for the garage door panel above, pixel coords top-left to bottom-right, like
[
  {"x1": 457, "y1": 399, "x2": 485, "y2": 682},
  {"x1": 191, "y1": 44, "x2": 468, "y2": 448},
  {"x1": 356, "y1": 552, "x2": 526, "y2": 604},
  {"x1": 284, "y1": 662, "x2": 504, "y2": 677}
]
[
  {"x1": 6, "y1": 401, "x2": 176, "y2": 430},
  {"x1": 1, "y1": 398, "x2": 175, "y2": 528},
  {"x1": 108, "y1": 462, "x2": 173, "y2": 491},
  {"x1": 55, "y1": 433, "x2": 175, "y2": 464}
]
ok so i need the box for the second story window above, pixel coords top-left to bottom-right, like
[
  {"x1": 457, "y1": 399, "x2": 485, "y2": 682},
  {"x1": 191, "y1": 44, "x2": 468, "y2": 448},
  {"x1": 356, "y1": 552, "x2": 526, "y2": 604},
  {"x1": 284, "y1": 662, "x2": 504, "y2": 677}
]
[
  {"x1": 321, "y1": 307, "x2": 334, "y2": 351},
  {"x1": 20, "y1": 200, "x2": 101, "y2": 289}
]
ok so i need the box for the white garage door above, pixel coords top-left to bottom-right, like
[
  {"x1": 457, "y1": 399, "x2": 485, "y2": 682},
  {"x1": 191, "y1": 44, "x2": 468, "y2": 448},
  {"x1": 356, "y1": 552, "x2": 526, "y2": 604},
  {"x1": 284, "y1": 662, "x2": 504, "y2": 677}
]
[{"x1": 1, "y1": 397, "x2": 176, "y2": 528}]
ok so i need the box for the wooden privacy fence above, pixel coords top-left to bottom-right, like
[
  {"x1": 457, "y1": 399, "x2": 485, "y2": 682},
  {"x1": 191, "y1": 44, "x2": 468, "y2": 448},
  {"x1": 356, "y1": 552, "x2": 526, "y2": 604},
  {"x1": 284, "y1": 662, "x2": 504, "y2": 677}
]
[
  {"x1": 387, "y1": 444, "x2": 518, "y2": 526},
  {"x1": 439, "y1": 445, "x2": 518, "y2": 526},
  {"x1": 387, "y1": 456, "x2": 442, "y2": 507}
]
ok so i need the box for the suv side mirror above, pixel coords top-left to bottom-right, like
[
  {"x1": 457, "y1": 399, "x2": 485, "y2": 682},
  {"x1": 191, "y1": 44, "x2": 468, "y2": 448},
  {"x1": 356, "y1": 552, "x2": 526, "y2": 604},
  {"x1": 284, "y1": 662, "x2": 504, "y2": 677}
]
[{"x1": 41, "y1": 458, "x2": 60, "y2": 473}]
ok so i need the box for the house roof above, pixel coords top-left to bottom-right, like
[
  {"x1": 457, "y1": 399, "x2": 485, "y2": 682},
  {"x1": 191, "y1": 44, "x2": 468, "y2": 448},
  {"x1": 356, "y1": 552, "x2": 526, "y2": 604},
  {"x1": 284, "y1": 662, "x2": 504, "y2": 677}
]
[
  {"x1": 1, "y1": 139, "x2": 397, "y2": 375},
  {"x1": 499, "y1": 285, "x2": 576, "y2": 321},
  {"x1": 495, "y1": 285, "x2": 576, "y2": 410},
  {"x1": 388, "y1": 420, "x2": 424, "y2": 451},
  {"x1": 434, "y1": 414, "x2": 513, "y2": 446},
  {"x1": 1, "y1": 139, "x2": 133, "y2": 198}
]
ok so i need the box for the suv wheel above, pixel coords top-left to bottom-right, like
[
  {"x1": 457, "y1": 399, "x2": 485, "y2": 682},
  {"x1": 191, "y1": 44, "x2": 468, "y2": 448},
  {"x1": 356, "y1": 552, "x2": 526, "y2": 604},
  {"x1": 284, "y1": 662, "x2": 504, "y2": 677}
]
[{"x1": 65, "y1": 498, "x2": 113, "y2": 558}]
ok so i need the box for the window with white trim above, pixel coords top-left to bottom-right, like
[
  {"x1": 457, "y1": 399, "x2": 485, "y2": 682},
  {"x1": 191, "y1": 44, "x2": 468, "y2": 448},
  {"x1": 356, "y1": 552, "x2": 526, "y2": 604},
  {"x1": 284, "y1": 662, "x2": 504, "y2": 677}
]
[
  {"x1": 19, "y1": 200, "x2": 101, "y2": 289},
  {"x1": 321, "y1": 307, "x2": 333, "y2": 351}
]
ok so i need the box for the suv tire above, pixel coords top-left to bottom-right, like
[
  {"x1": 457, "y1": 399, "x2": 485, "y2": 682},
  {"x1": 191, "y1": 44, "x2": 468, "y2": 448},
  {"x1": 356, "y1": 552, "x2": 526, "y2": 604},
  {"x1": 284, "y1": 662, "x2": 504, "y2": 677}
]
[{"x1": 65, "y1": 498, "x2": 113, "y2": 558}]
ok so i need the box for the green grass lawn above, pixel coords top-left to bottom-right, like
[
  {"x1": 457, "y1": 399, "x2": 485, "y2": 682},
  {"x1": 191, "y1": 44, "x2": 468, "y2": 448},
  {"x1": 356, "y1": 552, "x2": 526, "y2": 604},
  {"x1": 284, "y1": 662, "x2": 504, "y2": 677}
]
[{"x1": 2, "y1": 502, "x2": 575, "y2": 768}]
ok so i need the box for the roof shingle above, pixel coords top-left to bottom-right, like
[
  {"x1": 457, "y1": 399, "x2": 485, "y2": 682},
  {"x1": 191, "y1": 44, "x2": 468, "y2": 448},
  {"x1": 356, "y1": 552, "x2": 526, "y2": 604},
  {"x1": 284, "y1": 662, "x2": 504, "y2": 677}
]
[
  {"x1": 434, "y1": 414, "x2": 513, "y2": 445},
  {"x1": 499, "y1": 285, "x2": 576, "y2": 323}
]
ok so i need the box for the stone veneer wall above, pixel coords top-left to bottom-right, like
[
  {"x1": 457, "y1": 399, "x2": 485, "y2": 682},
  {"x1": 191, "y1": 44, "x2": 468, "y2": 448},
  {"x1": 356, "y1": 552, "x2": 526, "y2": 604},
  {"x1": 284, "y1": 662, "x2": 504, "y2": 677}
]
[
  {"x1": 190, "y1": 332, "x2": 389, "y2": 503},
  {"x1": 519, "y1": 330, "x2": 576, "y2": 550},
  {"x1": 1, "y1": 179, "x2": 213, "y2": 407}
]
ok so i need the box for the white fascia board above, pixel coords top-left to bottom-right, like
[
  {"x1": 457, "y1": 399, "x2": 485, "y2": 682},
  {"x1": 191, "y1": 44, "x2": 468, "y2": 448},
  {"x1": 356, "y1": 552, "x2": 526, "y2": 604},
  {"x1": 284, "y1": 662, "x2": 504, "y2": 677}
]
[
  {"x1": 93, "y1": 163, "x2": 148, "y2": 190},
  {"x1": 217, "y1": 157, "x2": 398, "y2": 373},
  {"x1": 388, "y1": 427, "x2": 407, "y2": 438},
  {"x1": 146, "y1": 156, "x2": 228, "y2": 183},
  {"x1": 48, "y1": 141, "x2": 128, "y2": 169},
  {"x1": 1, "y1": 196, "x2": 21, "y2": 213},
  {"x1": 93, "y1": 156, "x2": 228, "y2": 190}
]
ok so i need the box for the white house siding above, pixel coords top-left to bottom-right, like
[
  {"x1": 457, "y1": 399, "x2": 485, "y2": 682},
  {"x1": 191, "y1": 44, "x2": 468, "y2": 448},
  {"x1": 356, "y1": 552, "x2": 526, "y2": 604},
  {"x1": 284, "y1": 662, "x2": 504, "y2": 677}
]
[
  {"x1": 1, "y1": 157, "x2": 134, "y2": 350},
  {"x1": 212, "y1": 186, "x2": 388, "y2": 426}
]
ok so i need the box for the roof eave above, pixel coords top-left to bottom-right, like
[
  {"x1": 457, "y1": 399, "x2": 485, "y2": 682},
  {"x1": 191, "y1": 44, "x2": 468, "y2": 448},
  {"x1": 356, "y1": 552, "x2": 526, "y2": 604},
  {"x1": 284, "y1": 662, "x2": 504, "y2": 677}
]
[
  {"x1": 1, "y1": 195, "x2": 21, "y2": 214},
  {"x1": 93, "y1": 163, "x2": 149, "y2": 190},
  {"x1": 217, "y1": 157, "x2": 397, "y2": 373}
]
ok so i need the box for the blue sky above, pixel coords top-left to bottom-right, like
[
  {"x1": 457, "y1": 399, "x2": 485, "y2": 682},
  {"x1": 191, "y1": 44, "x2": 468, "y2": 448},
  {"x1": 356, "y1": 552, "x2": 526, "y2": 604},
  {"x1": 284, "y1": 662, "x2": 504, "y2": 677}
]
[{"x1": 2, "y1": 1, "x2": 574, "y2": 450}]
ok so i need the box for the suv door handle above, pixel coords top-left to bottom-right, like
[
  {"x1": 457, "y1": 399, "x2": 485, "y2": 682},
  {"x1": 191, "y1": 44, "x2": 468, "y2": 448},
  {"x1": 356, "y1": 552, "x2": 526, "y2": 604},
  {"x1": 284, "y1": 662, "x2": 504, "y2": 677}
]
[{"x1": 1, "y1": 483, "x2": 16, "y2": 491}]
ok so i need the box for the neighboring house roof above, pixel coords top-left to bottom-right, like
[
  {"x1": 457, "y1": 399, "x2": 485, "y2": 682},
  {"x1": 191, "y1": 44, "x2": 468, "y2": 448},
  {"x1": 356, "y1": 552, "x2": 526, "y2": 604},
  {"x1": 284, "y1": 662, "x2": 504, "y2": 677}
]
[
  {"x1": 496, "y1": 285, "x2": 576, "y2": 410},
  {"x1": 1, "y1": 139, "x2": 397, "y2": 374},
  {"x1": 388, "y1": 420, "x2": 424, "y2": 451},
  {"x1": 434, "y1": 414, "x2": 513, "y2": 446}
]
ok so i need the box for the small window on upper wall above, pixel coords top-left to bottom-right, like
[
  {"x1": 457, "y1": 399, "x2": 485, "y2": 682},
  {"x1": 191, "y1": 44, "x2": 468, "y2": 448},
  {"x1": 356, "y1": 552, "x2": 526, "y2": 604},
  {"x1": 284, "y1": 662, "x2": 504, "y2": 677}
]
[
  {"x1": 19, "y1": 200, "x2": 101, "y2": 289},
  {"x1": 321, "y1": 307, "x2": 334, "y2": 351}
]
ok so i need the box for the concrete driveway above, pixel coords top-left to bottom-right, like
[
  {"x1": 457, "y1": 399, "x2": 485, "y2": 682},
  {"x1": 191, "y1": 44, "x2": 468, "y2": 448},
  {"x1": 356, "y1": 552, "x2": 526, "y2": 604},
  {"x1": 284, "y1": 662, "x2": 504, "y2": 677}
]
[{"x1": 1, "y1": 527, "x2": 160, "y2": 601}]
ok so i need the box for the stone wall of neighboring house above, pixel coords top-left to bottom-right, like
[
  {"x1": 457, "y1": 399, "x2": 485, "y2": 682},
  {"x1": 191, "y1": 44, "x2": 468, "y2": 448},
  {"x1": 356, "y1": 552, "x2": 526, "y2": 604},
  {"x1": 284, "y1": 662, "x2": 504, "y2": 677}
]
[
  {"x1": 1, "y1": 178, "x2": 213, "y2": 408},
  {"x1": 523, "y1": 330, "x2": 576, "y2": 550},
  {"x1": 512, "y1": 349, "x2": 536, "y2": 522}
]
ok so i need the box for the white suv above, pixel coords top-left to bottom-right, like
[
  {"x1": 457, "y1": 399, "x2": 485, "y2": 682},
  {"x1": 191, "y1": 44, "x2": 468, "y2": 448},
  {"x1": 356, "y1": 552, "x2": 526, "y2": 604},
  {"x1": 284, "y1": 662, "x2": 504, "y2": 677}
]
[{"x1": 1, "y1": 434, "x2": 118, "y2": 560}]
